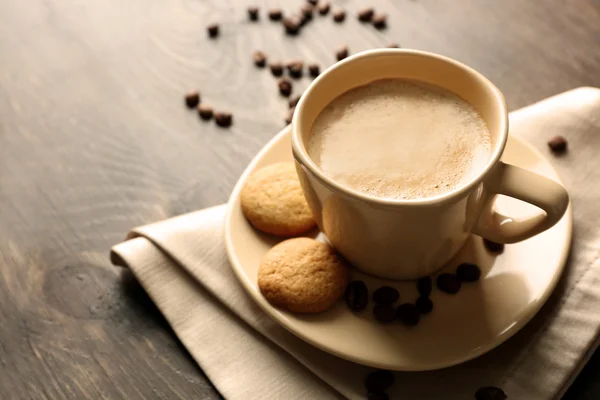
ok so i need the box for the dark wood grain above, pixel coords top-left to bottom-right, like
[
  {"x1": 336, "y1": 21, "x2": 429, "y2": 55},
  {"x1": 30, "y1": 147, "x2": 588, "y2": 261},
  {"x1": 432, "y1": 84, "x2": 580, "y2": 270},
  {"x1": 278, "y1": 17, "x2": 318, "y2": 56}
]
[{"x1": 1, "y1": 0, "x2": 599, "y2": 399}]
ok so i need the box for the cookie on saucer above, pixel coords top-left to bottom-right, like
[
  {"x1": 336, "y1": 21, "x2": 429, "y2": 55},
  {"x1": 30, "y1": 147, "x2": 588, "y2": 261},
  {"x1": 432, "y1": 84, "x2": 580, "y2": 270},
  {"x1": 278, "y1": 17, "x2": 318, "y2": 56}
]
[
  {"x1": 241, "y1": 162, "x2": 316, "y2": 236},
  {"x1": 258, "y1": 238, "x2": 349, "y2": 313}
]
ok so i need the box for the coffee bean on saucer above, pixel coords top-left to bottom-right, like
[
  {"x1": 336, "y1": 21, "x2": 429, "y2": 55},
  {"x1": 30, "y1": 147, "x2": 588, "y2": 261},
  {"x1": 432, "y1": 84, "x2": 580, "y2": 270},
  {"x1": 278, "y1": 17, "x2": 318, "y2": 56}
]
[
  {"x1": 373, "y1": 305, "x2": 396, "y2": 323},
  {"x1": 207, "y1": 24, "x2": 219, "y2": 38},
  {"x1": 214, "y1": 112, "x2": 233, "y2": 128},
  {"x1": 548, "y1": 135, "x2": 567, "y2": 153},
  {"x1": 253, "y1": 51, "x2": 267, "y2": 68},
  {"x1": 283, "y1": 16, "x2": 302, "y2": 35},
  {"x1": 308, "y1": 63, "x2": 320, "y2": 77},
  {"x1": 268, "y1": 8, "x2": 283, "y2": 21},
  {"x1": 387, "y1": 43, "x2": 400, "y2": 48},
  {"x1": 345, "y1": 280, "x2": 369, "y2": 311},
  {"x1": 306, "y1": 0, "x2": 318, "y2": 5},
  {"x1": 436, "y1": 273, "x2": 461, "y2": 294},
  {"x1": 336, "y1": 46, "x2": 349, "y2": 61},
  {"x1": 397, "y1": 303, "x2": 420, "y2": 326},
  {"x1": 373, "y1": 286, "x2": 399, "y2": 306},
  {"x1": 284, "y1": 107, "x2": 295, "y2": 125},
  {"x1": 333, "y1": 9, "x2": 346, "y2": 22},
  {"x1": 358, "y1": 8, "x2": 374, "y2": 22},
  {"x1": 475, "y1": 386, "x2": 507, "y2": 400},
  {"x1": 278, "y1": 78, "x2": 292, "y2": 97},
  {"x1": 483, "y1": 239, "x2": 505, "y2": 253},
  {"x1": 415, "y1": 296, "x2": 433, "y2": 315},
  {"x1": 288, "y1": 95, "x2": 301, "y2": 109},
  {"x1": 197, "y1": 104, "x2": 213, "y2": 120},
  {"x1": 372, "y1": 14, "x2": 387, "y2": 29},
  {"x1": 287, "y1": 60, "x2": 304, "y2": 79},
  {"x1": 318, "y1": 2, "x2": 331, "y2": 15},
  {"x1": 269, "y1": 62, "x2": 284, "y2": 77},
  {"x1": 248, "y1": 6, "x2": 259, "y2": 21},
  {"x1": 365, "y1": 370, "x2": 395, "y2": 392},
  {"x1": 417, "y1": 276, "x2": 432, "y2": 297},
  {"x1": 184, "y1": 91, "x2": 200, "y2": 108},
  {"x1": 456, "y1": 263, "x2": 481, "y2": 283}
]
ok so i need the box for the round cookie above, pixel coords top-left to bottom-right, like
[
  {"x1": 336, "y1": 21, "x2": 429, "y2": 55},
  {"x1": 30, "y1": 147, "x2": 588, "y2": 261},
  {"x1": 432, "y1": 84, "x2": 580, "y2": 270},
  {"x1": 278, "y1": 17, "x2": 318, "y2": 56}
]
[
  {"x1": 258, "y1": 238, "x2": 349, "y2": 313},
  {"x1": 241, "y1": 162, "x2": 316, "y2": 236}
]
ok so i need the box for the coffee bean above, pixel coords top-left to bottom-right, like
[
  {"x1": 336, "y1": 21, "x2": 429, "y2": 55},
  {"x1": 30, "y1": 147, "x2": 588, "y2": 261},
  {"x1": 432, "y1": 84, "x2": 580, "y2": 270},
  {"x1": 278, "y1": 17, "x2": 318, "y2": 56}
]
[
  {"x1": 456, "y1": 263, "x2": 481, "y2": 283},
  {"x1": 475, "y1": 386, "x2": 507, "y2": 400},
  {"x1": 268, "y1": 9, "x2": 283, "y2": 21},
  {"x1": 336, "y1": 46, "x2": 349, "y2": 61},
  {"x1": 207, "y1": 24, "x2": 219, "y2": 38},
  {"x1": 197, "y1": 104, "x2": 213, "y2": 120},
  {"x1": 288, "y1": 95, "x2": 301, "y2": 109},
  {"x1": 484, "y1": 239, "x2": 505, "y2": 253},
  {"x1": 285, "y1": 107, "x2": 295, "y2": 125},
  {"x1": 248, "y1": 6, "x2": 259, "y2": 21},
  {"x1": 214, "y1": 112, "x2": 233, "y2": 128},
  {"x1": 318, "y1": 2, "x2": 331, "y2": 15},
  {"x1": 387, "y1": 43, "x2": 400, "y2": 48},
  {"x1": 367, "y1": 391, "x2": 389, "y2": 400},
  {"x1": 184, "y1": 91, "x2": 200, "y2": 108},
  {"x1": 345, "y1": 280, "x2": 369, "y2": 311},
  {"x1": 417, "y1": 276, "x2": 432, "y2": 297},
  {"x1": 278, "y1": 78, "x2": 292, "y2": 97},
  {"x1": 396, "y1": 303, "x2": 420, "y2": 326},
  {"x1": 373, "y1": 286, "x2": 399, "y2": 306},
  {"x1": 358, "y1": 8, "x2": 374, "y2": 22},
  {"x1": 301, "y1": 4, "x2": 314, "y2": 22},
  {"x1": 436, "y1": 273, "x2": 461, "y2": 294},
  {"x1": 283, "y1": 16, "x2": 302, "y2": 35},
  {"x1": 365, "y1": 370, "x2": 395, "y2": 392},
  {"x1": 253, "y1": 51, "x2": 267, "y2": 68},
  {"x1": 415, "y1": 296, "x2": 433, "y2": 314},
  {"x1": 269, "y1": 62, "x2": 283, "y2": 77},
  {"x1": 308, "y1": 63, "x2": 320, "y2": 77},
  {"x1": 306, "y1": 0, "x2": 318, "y2": 5},
  {"x1": 548, "y1": 135, "x2": 567, "y2": 153},
  {"x1": 372, "y1": 14, "x2": 387, "y2": 29},
  {"x1": 287, "y1": 60, "x2": 303, "y2": 79},
  {"x1": 333, "y1": 9, "x2": 346, "y2": 23},
  {"x1": 373, "y1": 305, "x2": 396, "y2": 323}
]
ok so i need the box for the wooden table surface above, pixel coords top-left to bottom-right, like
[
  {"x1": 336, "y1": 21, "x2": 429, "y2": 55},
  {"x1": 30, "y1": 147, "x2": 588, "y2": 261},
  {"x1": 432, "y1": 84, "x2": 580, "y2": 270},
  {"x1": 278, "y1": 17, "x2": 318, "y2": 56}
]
[{"x1": 1, "y1": 0, "x2": 599, "y2": 398}]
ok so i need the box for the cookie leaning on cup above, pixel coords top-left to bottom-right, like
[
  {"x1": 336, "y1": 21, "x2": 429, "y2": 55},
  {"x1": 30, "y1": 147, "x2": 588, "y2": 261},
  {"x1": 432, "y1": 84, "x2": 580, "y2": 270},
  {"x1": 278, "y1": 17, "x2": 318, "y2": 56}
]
[{"x1": 241, "y1": 162, "x2": 316, "y2": 236}]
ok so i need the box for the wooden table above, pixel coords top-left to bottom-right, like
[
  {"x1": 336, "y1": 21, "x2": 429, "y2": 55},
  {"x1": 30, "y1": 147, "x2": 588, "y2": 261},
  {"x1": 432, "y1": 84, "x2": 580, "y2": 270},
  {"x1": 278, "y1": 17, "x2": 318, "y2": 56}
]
[{"x1": 1, "y1": 0, "x2": 599, "y2": 398}]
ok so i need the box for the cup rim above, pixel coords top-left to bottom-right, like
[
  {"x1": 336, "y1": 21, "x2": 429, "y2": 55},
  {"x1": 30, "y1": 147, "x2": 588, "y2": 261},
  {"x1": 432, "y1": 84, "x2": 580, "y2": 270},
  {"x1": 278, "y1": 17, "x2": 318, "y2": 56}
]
[{"x1": 291, "y1": 48, "x2": 508, "y2": 208}]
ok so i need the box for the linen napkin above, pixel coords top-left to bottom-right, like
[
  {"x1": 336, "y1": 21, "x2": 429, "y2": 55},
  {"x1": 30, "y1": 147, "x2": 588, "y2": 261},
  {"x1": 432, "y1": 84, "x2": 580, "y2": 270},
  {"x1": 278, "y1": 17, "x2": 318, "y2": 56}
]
[{"x1": 111, "y1": 87, "x2": 600, "y2": 400}]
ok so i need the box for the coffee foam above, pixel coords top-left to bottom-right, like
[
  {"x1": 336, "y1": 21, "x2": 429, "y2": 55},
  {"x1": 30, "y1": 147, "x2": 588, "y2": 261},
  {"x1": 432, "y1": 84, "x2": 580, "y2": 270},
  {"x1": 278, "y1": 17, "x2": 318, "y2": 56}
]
[{"x1": 308, "y1": 79, "x2": 491, "y2": 200}]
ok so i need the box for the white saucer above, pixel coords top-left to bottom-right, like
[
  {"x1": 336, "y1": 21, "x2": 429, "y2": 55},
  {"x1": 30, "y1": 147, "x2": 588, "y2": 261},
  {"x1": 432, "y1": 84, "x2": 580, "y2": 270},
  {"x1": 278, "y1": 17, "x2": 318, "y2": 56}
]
[{"x1": 224, "y1": 127, "x2": 572, "y2": 371}]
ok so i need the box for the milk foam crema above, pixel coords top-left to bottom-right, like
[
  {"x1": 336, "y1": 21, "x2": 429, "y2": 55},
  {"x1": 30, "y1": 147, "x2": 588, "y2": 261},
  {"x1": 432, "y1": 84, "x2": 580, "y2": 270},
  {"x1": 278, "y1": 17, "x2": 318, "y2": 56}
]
[{"x1": 308, "y1": 79, "x2": 492, "y2": 200}]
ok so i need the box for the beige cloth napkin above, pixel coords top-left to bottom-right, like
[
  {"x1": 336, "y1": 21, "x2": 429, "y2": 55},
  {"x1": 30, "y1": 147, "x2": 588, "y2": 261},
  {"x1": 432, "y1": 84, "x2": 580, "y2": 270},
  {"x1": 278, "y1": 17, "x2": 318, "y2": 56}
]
[{"x1": 111, "y1": 87, "x2": 600, "y2": 400}]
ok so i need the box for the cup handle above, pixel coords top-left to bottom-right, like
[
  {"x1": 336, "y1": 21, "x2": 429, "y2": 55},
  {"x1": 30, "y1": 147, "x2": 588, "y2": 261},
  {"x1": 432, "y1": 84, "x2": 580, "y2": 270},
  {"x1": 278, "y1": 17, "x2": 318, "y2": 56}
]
[{"x1": 472, "y1": 162, "x2": 569, "y2": 243}]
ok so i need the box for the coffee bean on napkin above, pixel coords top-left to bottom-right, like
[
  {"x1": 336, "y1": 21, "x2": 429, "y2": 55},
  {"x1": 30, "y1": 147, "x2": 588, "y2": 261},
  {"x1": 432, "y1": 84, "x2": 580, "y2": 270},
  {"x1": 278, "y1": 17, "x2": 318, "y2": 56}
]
[
  {"x1": 397, "y1": 303, "x2": 420, "y2": 326},
  {"x1": 283, "y1": 16, "x2": 302, "y2": 35},
  {"x1": 207, "y1": 24, "x2": 219, "y2": 38},
  {"x1": 387, "y1": 43, "x2": 400, "y2": 48},
  {"x1": 278, "y1": 78, "x2": 292, "y2": 97},
  {"x1": 184, "y1": 91, "x2": 200, "y2": 108},
  {"x1": 548, "y1": 135, "x2": 568, "y2": 153},
  {"x1": 284, "y1": 107, "x2": 295, "y2": 125},
  {"x1": 475, "y1": 386, "x2": 508, "y2": 400},
  {"x1": 214, "y1": 112, "x2": 233, "y2": 128},
  {"x1": 456, "y1": 263, "x2": 481, "y2": 282},
  {"x1": 345, "y1": 280, "x2": 369, "y2": 311},
  {"x1": 373, "y1": 305, "x2": 396, "y2": 323},
  {"x1": 436, "y1": 273, "x2": 461, "y2": 294},
  {"x1": 365, "y1": 370, "x2": 395, "y2": 392},
  {"x1": 336, "y1": 46, "x2": 349, "y2": 61},
  {"x1": 318, "y1": 2, "x2": 331, "y2": 15},
  {"x1": 253, "y1": 51, "x2": 267, "y2": 68},
  {"x1": 373, "y1": 286, "x2": 399, "y2": 306},
  {"x1": 367, "y1": 391, "x2": 389, "y2": 400},
  {"x1": 308, "y1": 63, "x2": 320, "y2": 77},
  {"x1": 358, "y1": 8, "x2": 375, "y2": 22},
  {"x1": 287, "y1": 60, "x2": 303, "y2": 79},
  {"x1": 268, "y1": 8, "x2": 283, "y2": 21},
  {"x1": 417, "y1": 276, "x2": 432, "y2": 297},
  {"x1": 197, "y1": 104, "x2": 213, "y2": 120},
  {"x1": 415, "y1": 296, "x2": 433, "y2": 314},
  {"x1": 288, "y1": 95, "x2": 301, "y2": 109},
  {"x1": 247, "y1": 6, "x2": 259, "y2": 21},
  {"x1": 269, "y1": 62, "x2": 284, "y2": 77},
  {"x1": 333, "y1": 9, "x2": 346, "y2": 22},
  {"x1": 372, "y1": 14, "x2": 387, "y2": 29}
]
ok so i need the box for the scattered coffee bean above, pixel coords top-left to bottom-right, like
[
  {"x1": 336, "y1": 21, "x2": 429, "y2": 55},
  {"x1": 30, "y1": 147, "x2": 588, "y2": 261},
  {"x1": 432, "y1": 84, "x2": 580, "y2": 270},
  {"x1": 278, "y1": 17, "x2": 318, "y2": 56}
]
[
  {"x1": 283, "y1": 16, "x2": 302, "y2": 35},
  {"x1": 483, "y1": 239, "x2": 505, "y2": 253},
  {"x1": 268, "y1": 8, "x2": 283, "y2": 21},
  {"x1": 365, "y1": 370, "x2": 395, "y2": 392},
  {"x1": 288, "y1": 95, "x2": 301, "y2": 109},
  {"x1": 415, "y1": 296, "x2": 433, "y2": 315},
  {"x1": 197, "y1": 104, "x2": 213, "y2": 120},
  {"x1": 456, "y1": 263, "x2": 481, "y2": 283},
  {"x1": 345, "y1": 280, "x2": 369, "y2": 311},
  {"x1": 253, "y1": 51, "x2": 267, "y2": 68},
  {"x1": 269, "y1": 62, "x2": 284, "y2": 77},
  {"x1": 287, "y1": 60, "x2": 304, "y2": 79},
  {"x1": 248, "y1": 6, "x2": 259, "y2": 21},
  {"x1": 373, "y1": 286, "x2": 400, "y2": 306},
  {"x1": 373, "y1": 305, "x2": 396, "y2": 323},
  {"x1": 358, "y1": 8, "x2": 375, "y2": 22},
  {"x1": 318, "y1": 2, "x2": 331, "y2": 15},
  {"x1": 372, "y1": 14, "x2": 387, "y2": 29},
  {"x1": 417, "y1": 276, "x2": 432, "y2": 297},
  {"x1": 367, "y1": 391, "x2": 389, "y2": 400},
  {"x1": 336, "y1": 46, "x2": 349, "y2": 61},
  {"x1": 333, "y1": 9, "x2": 346, "y2": 23},
  {"x1": 436, "y1": 273, "x2": 461, "y2": 294},
  {"x1": 207, "y1": 24, "x2": 219, "y2": 38},
  {"x1": 278, "y1": 78, "x2": 293, "y2": 97},
  {"x1": 285, "y1": 107, "x2": 295, "y2": 125},
  {"x1": 301, "y1": 4, "x2": 314, "y2": 22},
  {"x1": 387, "y1": 43, "x2": 400, "y2": 48},
  {"x1": 306, "y1": 0, "x2": 318, "y2": 5},
  {"x1": 548, "y1": 135, "x2": 567, "y2": 153},
  {"x1": 397, "y1": 303, "x2": 420, "y2": 326},
  {"x1": 214, "y1": 112, "x2": 233, "y2": 128},
  {"x1": 475, "y1": 386, "x2": 507, "y2": 400},
  {"x1": 184, "y1": 91, "x2": 200, "y2": 108},
  {"x1": 308, "y1": 63, "x2": 320, "y2": 77}
]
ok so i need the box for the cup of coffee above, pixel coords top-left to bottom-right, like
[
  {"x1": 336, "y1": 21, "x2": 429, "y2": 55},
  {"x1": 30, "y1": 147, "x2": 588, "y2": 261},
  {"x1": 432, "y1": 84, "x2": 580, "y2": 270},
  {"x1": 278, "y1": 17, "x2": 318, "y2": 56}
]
[{"x1": 292, "y1": 49, "x2": 569, "y2": 280}]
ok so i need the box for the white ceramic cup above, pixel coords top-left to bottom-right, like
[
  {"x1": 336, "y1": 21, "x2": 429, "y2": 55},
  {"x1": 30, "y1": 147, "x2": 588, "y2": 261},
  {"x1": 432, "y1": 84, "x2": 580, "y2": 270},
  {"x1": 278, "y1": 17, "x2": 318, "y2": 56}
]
[{"x1": 292, "y1": 49, "x2": 569, "y2": 280}]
